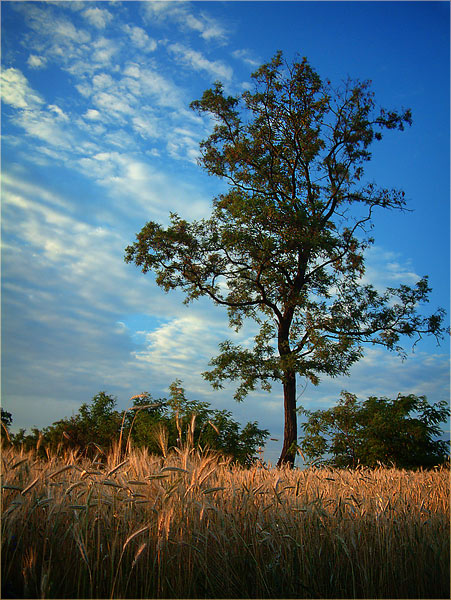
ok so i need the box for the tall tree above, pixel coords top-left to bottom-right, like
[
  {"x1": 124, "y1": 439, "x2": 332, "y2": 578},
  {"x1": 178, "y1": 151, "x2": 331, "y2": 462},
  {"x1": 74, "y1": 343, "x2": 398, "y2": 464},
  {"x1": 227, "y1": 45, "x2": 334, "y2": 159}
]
[{"x1": 125, "y1": 52, "x2": 447, "y2": 466}]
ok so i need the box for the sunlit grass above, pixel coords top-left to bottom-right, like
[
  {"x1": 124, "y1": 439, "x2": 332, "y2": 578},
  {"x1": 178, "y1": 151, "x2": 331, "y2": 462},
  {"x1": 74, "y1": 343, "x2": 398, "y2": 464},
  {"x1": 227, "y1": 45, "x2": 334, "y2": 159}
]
[{"x1": 1, "y1": 443, "x2": 449, "y2": 598}]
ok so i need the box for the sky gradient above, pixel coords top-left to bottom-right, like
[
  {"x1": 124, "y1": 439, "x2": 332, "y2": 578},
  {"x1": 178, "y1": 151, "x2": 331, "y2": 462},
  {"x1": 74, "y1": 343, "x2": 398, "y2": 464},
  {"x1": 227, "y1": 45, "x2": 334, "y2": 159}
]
[{"x1": 2, "y1": 1, "x2": 450, "y2": 464}]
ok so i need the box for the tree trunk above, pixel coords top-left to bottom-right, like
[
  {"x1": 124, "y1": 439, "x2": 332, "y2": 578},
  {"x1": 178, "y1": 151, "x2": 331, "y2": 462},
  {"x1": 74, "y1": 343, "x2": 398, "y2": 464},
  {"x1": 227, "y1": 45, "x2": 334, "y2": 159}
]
[{"x1": 277, "y1": 369, "x2": 297, "y2": 468}]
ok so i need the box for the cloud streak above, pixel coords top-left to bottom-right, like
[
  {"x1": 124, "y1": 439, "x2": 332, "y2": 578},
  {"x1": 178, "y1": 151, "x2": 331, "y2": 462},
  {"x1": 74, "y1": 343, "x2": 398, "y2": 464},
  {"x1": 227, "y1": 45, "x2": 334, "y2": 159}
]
[
  {"x1": 1, "y1": 68, "x2": 44, "y2": 109},
  {"x1": 169, "y1": 43, "x2": 233, "y2": 81},
  {"x1": 143, "y1": 1, "x2": 228, "y2": 42}
]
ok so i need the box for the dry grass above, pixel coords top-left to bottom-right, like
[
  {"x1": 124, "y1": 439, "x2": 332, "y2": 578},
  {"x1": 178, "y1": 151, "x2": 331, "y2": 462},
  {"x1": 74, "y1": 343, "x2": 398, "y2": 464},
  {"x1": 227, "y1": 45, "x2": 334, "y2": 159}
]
[{"x1": 1, "y1": 443, "x2": 449, "y2": 598}]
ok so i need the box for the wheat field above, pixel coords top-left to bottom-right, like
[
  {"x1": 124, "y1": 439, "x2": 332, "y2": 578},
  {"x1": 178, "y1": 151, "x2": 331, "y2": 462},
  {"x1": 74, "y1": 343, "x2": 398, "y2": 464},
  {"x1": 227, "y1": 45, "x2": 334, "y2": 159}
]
[{"x1": 1, "y1": 443, "x2": 449, "y2": 599}]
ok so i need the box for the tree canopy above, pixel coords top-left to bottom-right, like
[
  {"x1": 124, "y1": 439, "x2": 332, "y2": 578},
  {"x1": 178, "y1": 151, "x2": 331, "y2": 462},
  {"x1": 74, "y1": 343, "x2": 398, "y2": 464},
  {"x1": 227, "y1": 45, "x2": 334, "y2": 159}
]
[
  {"x1": 299, "y1": 392, "x2": 450, "y2": 468},
  {"x1": 125, "y1": 52, "x2": 447, "y2": 466}
]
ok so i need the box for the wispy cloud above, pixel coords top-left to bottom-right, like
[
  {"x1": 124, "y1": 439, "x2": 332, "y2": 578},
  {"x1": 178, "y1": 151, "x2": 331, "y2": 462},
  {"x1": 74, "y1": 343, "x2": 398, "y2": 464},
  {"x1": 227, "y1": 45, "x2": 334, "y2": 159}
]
[
  {"x1": 134, "y1": 313, "x2": 220, "y2": 369},
  {"x1": 3, "y1": 60, "x2": 199, "y2": 178},
  {"x1": 83, "y1": 108, "x2": 101, "y2": 121},
  {"x1": 1, "y1": 172, "x2": 72, "y2": 211},
  {"x1": 76, "y1": 150, "x2": 210, "y2": 220},
  {"x1": 361, "y1": 246, "x2": 421, "y2": 289},
  {"x1": 82, "y1": 6, "x2": 113, "y2": 29},
  {"x1": 232, "y1": 48, "x2": 260, "y2": 67},
  {"x1": 168, "y1": 43, "x2": 233, "y2": 81},
  {"x1": 3, "y1": 171, "x2": 150, "y2": 314},
  {"x1": 6, "y1": 1, "x2": 210, "y2": 176},
  {"x1": 91, "y1": 36, "x2": 121, "y2": 65},
  {"x1": 27, "y1": 54, "x2": 47, "y2": 69},
  {"x1": 13, "y1": 107, "x2": 75, "y2": 150},
  {"x1": 1, "y1": 68, "x2": 44, "y2": 109},
  {"x1": 15, "y1": 2, "x2": 91, "y2": 49},
  {"x1": 1, "y1": 167, "x2": 225, "y2": 427},
  {"x1": 143, "y1": 1, "x2": 228, "y2": 42},
  {"x1": 123, "y1": 24, "x2": 157, "y2": 51}
]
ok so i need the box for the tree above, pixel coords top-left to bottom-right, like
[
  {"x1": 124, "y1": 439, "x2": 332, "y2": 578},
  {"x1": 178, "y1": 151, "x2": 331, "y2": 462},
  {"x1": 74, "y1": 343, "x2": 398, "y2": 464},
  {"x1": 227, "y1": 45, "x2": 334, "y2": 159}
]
[
  {"x1": 1, "y1": 408, "x2": 13, "y2": 445},
  {"x1": 299, "y1": 392, "x2": 450, "y2": 468},
  {"x1": 1, "y1": 408, "x2": 13, "y2": 429},
  {"x1": 126, "y1": 381, "x2": 269, "y2": 465},
  {"x1": 38, "y1": 392, "x2": 123, "y2": 455},
  {"x1": 125, "y1": 52, "x2": 447, "y2": 467}
]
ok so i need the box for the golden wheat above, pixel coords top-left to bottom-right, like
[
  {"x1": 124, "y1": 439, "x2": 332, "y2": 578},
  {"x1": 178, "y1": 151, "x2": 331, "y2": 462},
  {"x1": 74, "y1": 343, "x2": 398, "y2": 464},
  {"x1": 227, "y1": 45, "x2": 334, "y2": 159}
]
[{"x1": 1, "y1": 444, "x2": 449, "y2": 598}]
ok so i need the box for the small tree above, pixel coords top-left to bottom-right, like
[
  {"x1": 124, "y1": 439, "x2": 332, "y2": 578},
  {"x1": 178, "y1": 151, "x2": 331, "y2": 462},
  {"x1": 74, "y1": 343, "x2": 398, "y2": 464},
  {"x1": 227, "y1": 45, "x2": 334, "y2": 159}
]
[
  {"x1": 1, "y1": 408, "x2": 13, "y2": 445},
  {"x1": 1, "y1": 408, "x2": 13, "y2": 428},
  {"x1": 129, "y1": 380, "x2": 269, "y2": 465},
  {"x1": 125, "y1": 52, "x2": 447, "y2": 466},
  {"x1": 299, "y1": 392, "x2": 450, "y2": 468},
  {"x1": 39, "y1": 392, "x2": 122, "y2": 455}
]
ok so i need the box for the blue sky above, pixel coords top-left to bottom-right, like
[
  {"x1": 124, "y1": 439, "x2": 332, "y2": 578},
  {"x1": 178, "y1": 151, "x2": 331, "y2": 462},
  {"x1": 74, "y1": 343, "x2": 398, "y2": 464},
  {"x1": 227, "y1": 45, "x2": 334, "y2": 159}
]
[{"x1": 2, "y1": 1, "x2": 450, "y2": 464}]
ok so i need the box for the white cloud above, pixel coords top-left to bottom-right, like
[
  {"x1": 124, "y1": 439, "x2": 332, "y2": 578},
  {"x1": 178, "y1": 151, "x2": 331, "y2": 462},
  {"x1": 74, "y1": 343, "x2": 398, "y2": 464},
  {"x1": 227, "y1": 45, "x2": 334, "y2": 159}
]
[
  {"x1": 166, "y1": 126, "x2": 200, "y2": 163},
  {"x1": 2, "y1": 177, "x2": 133, "y2": 313},
  {"x1": 83, "y1": 108, "x2": 101, "y2": 120},
  {"x1": 232, "y1": 49, "x2": 260, "y2": 67},
  {"x1": 27, "y1": 54, "x2": 47, "y2": 69},
  {"x1": 13, "y1": 3, "x2": 93, "y2": 76},
  {"x1": 115, "y1": 321, "x2": 128, "y2": 335},
  {"x1": 1, "y1": 172, "x2": 72, "y2": 211},
  {"x1": 123, "y1": 63, "x2": 141, "y2": 79},
  {"x1": 76, "y1": 150, "x2": 210, "y2": 221},
  {"x1": 138, "y1": 68, "x2": 184, "y2": 109},
  {"x1": 135, "y1": 314, "x2": 213, "y2": 364},
  {"x1": 132, "y1": 114, "x2": 160, "y2": 139},
  {"x1": 131, "y1": 310, "x2": 233, "y2": 390},
  {"x1": 6, "y1": 4, "x2": 205, "y2": 169},
  {"x1": 2, "y1": 173, "x2": 216, "y2": 399},
  {"x1": 82, "y1": 7, "x2": 113, "y2": 29},
  {"x1": 169, "y1": 43, "x2": 233, "y2": 81},
  {"x1": 92, "y1": 72, "x2": 115, "y2": 90},
  {"x1": 55, "y1": 17, "x2": 88, "y2": 42},
  {"x1": 13, "y1": 107, "x2": 73, "y2": 150},
  {"x1": 123, "y1": 24, "x2": 157, "y2": 51},
  {"x1": 143, "y1": 1, "x2": 228, "y2": 42},
  {"x1": 91, "y1": 36, "x2": 120, "y2": 65},
  {"x1": 1, "y1": 68, "x2": 44, "y2": 109},
  {"x1": 57, "y1": 0, "x2": 86, "y2": 11},
  {"x1": 194, "y1": 13, "x2": 228, "y2": 42},
  {"x1": 86, "y1": 64, "x2": 185, "y2": 113},
  {"x1": 48, "y1": 104, "x2": 69, "y2": 121},
  {"x1": 76, "y1": 82, "x2": 93, "y2": 98},
  {"x1": 92, "y1": 90, "x2": 134, "y2": 117},
  {"x1": 361, "y1": 246, "x2": 421, "y2": 289},
  {"x1": 18, "y1": 3, "x2": 90, "y2": 44},
  {"x1": 2, "y1": 187, "x2": 77, "y2": 234}
]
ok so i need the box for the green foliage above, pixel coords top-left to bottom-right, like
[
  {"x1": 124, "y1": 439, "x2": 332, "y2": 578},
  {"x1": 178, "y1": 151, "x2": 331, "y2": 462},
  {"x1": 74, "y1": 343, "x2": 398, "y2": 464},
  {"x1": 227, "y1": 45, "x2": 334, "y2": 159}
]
[
  {"x1": 38, "y1": 392, "x2": 123, "y2": 453},
  {"x1": 6, "y1": 383, "x2": 269, "y2": 466},
  {"x1": 1, "y1": 408, "x2": 13, "y2": 428},
  {"x1": 125, "y1": 52, "x2": 447, "y2": 465},
  {"x1": 123, "y1": 381, "x2": 269, "y2": 465},
  {"x1": 1, "y1": 408, "x2": 13, "y2": 446},
  {"x1": 299, "y1": 392, "x2": 450, "y2": 468}
]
